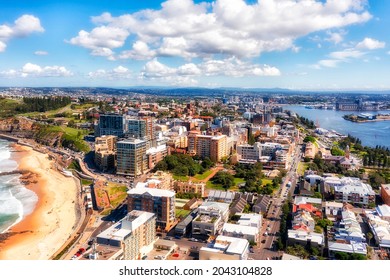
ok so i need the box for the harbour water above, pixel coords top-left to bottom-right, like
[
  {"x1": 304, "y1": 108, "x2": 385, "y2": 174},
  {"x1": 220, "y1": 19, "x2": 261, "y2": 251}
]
[
  {"x1": 284, "y1": 105, "x2": 390, "y2": 148},
  {"x1": 0, "y1": 139, "x2": 38, "y2": 233}
]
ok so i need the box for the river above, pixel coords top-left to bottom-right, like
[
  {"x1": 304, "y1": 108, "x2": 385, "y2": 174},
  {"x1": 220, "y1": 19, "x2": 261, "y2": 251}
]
[{"x1": 283, "y1": 105, "x2": 390, "y2": 148}]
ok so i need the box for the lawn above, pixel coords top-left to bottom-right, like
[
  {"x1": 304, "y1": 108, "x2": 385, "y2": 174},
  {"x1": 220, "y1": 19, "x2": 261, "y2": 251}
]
[
  {"x1": 81, "y1": 179, "x2": 93, "y2": 186},
  {"x1": 105, "y1": 182, "x2": 128, "y2": 209},
  {"x1": 193, "y1": 169, "x2": 214, "y2": 180},
  {"x1": 173, "y1": 174, "x2": 190, "y2": 182},
  {"x1": 261, "y1": 178, "x2": 273, "y2": 186},
  {"x1": 205, "y1": 177, "x2": 247, "y2": 191},
  {"x1": 297, "y1": 162, "x2": 309, "y2": 176},
  {"x1": 175, "y1": 209, "x2": 191, "y2": 218},
  {"x1": 45, "y1": 125, "x2": 90, "y2": 152}
]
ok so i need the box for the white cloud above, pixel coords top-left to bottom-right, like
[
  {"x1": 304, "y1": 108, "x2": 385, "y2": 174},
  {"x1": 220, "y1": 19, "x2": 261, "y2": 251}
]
[
  {"x1": 119, "y1": 41, "x2": 156, "y2": 60},
  {"x1": 325, "y1": 31, "x2": 345, "y2": 44},
  {"x1": 329, "y1": 49, "x2": 365, "y2": 60},
  {"x1": 70, "y1": 0, "x2": 372, "y2": 60},
  {"x1": 68, "y1": 26, "x2": 129, "y2": 58},
  {"x1": 0, "y1": 63, "x2": 72, "y2": 78},
  {"x1": 313, "y1": 36, "x2": 385, "y2": 69},
  {"x1": 140, "y1": 57, "x2": 280, "y2": 85},
  {"x1": 356, "y1": 37, "x2": 385, "y2": 50},
  {"x1": 0, "y1": 15, "x2": 44, "y2": 52},
  {"x1": 34, "y1": 50, "x2": 48, "y2": 56},
  {"x1": 88, "y1": 66, "x2": 132, "y2": 80}
]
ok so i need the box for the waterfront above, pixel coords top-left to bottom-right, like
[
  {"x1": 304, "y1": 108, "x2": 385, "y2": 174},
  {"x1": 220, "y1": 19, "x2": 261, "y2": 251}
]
[{"x1": 284, "y1": 105, "x2": 390, "y2": 148}]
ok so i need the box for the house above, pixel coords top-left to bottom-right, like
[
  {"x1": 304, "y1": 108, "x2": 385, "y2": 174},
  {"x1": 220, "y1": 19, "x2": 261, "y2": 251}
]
[
  {"x1": 253, "y1": 195, "x2": 271, "y2": 214},
  {"x1": 323, "y1": 201, "x2": 343, "y2": 219},
  {"x1": 287, "y1": 230, "x2": 324, "y2": 249}
]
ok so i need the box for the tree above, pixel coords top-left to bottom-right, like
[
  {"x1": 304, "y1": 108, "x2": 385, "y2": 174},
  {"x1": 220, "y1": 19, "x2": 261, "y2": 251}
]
[
  {"x1": 211, "y1": 171, "x2": 235, "y2": 190},
  {"x1": 248, "y1": 133, "x2": 256, "y2": 145},
  {"x1": 367, "y1": 232, "x2": 373, "y2": 246},
  {"x1": 303, "y1": 135, "x2": 316, "y2": 143}
]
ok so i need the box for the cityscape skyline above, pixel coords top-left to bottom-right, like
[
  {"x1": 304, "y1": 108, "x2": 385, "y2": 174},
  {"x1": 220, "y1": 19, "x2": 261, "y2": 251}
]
[{"x1": 0, "y1": 0, "x2": 389, "y2": 89}]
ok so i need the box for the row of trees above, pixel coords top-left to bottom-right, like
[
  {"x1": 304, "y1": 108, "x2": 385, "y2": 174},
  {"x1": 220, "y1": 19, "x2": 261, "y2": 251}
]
[{"x1": 18, "y1": 96, "x2": 72, "y2": 113}]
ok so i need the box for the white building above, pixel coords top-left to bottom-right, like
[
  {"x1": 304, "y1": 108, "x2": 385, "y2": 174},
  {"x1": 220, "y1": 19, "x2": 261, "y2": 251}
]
[
  {"x1": 237, "y1": 143, "x2": 262, "y2": 161},
  {"x1": 221, "y1": 213, "x2": 262, "y2": 243},
  {"x1": 287, "y1": 230, "x2": 324, "y2": 248},
  {"x1": 199, "y1": 236, "x2": 249, "y2": 260},
  {"x1": 335, "y1": 209, "x2": 365, "y2": 243},
  {"x1": 366, "y1": 210, "x2": 390, "y2": 249},
  {"x1": 96, "y1": 211, "x2": 156, "y2": 260},
  {"x1": 192, "y1": 201, "x2": 230, "y2": 237},
  {"x1": 323, "y1": 201, "x2": 343, "y2": 217}
]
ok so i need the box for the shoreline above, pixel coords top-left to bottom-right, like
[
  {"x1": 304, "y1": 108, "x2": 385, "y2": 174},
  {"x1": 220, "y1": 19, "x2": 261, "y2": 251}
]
[{"x1": 0, "y1": 143, "x2": 80, "y2": 260}]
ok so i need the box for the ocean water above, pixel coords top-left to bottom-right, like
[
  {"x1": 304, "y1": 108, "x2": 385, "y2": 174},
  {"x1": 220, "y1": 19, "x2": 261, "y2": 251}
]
[{"x1": 0, "y1": 139, "x2": 38, "y2": 233}]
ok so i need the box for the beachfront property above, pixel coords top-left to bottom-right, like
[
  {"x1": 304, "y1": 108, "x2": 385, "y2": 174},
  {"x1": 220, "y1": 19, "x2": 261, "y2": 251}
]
[
  {"x1": 116, "y1": 139, "x2": 148, "y2": 177},
  {"x1": 94, "y1": 135, "x2": 117, "y2": 171},
  {"x1": 199, "y1": 235, "x2": 249, "y2": 260},
  {"x1": 127, "y1": 185, "x2": 176, "y2": 232},
  {"x1": 96, "y1": 210, "x2": 156, "y2": 260}
]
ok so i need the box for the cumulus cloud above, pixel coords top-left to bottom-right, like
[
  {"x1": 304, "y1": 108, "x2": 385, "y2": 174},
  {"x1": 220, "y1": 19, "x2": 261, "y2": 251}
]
[
  {"x1": 69, "y1": 0, "x2": 372, "y2": 60},
  {"x1": 88, "y1": 66, "x2": 132, "y2": 80},
  {"x1": 140, "y1": 57, "x2": 280, "y2": 85},
  {"x1": 34, "y1": 50, "x2": 48, "y2": 56},
  {"x1": 0, "y1": 15, "x2": 44, "y2": 52},
  {"x1": 0, "y1": 63, "x2": 72, "y2": 78},
  {"x1": 356, "y1": 37, "x2": 385, "y2": 50},
  {"x1": 68, "y1": 26, "x2": 128, "y2": 59}
]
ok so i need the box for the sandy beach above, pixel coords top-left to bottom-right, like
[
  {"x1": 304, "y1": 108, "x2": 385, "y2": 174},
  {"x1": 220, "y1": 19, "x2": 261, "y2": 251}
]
[{"x1": 0, "y1": 144, "x2": 79, "y2": 260}]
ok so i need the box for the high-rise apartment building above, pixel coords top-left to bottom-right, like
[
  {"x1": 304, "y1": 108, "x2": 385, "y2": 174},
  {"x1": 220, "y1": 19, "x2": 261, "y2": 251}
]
[
  {"x1": 116, "y1": 139, "x2": 147, "y2": 176},
  {"x1": 96, "y1": 210, "x2": 156, "y2": 260},
  {"x1": 98, "y1": 114, "x2": 125, "y2": 137},
  {"x1": 94, "y1": 135, "x2": 117, "y2": 171},
  {"x1": 128, "y1": 187, "x2": 176, "y2": 232},
  {"x1": 188, "y1": 133, "x2": 228, "y2": 162}
]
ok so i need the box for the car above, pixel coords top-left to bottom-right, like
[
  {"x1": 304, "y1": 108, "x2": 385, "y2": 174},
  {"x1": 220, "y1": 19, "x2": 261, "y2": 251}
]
[
  {"x1": 261, "y1": 239, "x2": 266, "y2": 244},
  {"x1": 164, "y1": 236, "x2": 173, "y2": 240}
]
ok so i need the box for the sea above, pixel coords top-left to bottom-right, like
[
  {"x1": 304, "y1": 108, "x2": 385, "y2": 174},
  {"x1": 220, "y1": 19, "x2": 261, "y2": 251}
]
[
  {"x1": 284, "y1": 105, "x2": 390, "y2": 148},
  {"x1": 0, "y1": 139, "x2": 38, "y2": 233}
]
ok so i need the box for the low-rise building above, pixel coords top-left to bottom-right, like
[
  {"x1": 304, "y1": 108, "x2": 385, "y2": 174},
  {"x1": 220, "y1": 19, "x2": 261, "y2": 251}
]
[
  {"x1": 174, "y1": 181, "x2": 205, "y2": 197},
  {"x1": 287, "y1": 230, "x2": 324, "y2": 249},
  {"x1": 365, "y1": 210, "x2": 390, "y2": 249},
  {"x1": 324, "y1": 177, "x2": 375, "y2": 206},
  {"x1": 146, "y1": 145, "x2": 168, "y2": 170},
  {"x1": 192, "y1": 201, "x2": 230, "y2": 238},
  {"x1": 334, "y1": 209, "x2": 365, "y2": 243},
  {"x1": 323, "y1": 201, "x2": 343, "y2": 219},
  {"x1": 207, "y1": 190, "x2": 235, "y2": 203},
  {"x1": 199, "y1": 236, "x2": 249, "y2": 260},
  {"x1": 221, "y1": 213, "x2": 261, "y2": 243}
]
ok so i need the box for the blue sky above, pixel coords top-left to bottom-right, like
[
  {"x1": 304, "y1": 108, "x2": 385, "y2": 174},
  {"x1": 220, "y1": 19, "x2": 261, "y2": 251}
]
[{"x1": 0, "y1": 0, "x2": 389, "y2": 89}]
